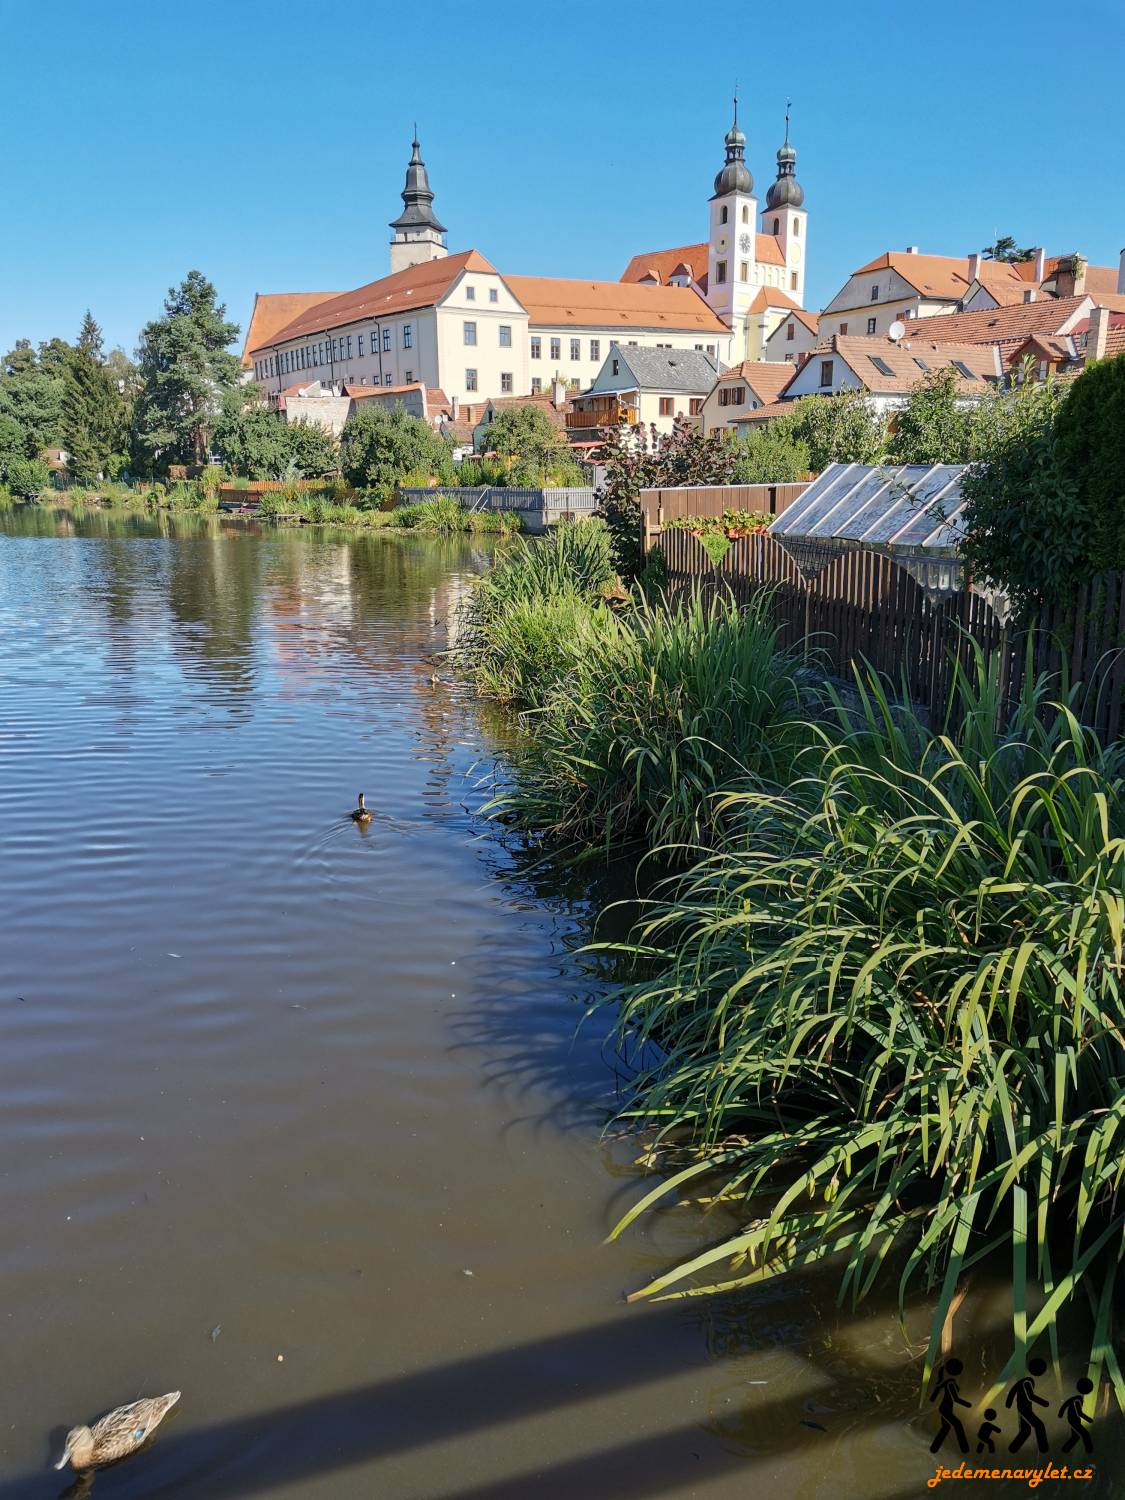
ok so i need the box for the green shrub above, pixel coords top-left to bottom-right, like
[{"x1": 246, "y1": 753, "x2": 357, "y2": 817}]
[
  {"x1": 5, "y1": 456, "x2": 50, "y2": 500},
  {"x1": 1053, "y1": 353, "x2": 1125, "y2": 572},
  {"x1": 493, "y1": 589, "x2": 809, "y2": 851},
  {"x1": 605, "y1": 657, "x2": 1125, "y2": 1400}
]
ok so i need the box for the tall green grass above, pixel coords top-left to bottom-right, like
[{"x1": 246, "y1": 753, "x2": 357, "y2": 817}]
[
  {"x1": 603, "y1": 655, "x2": 1125, "y2": 1400},
  {"x1": 495, "y1": 589, "x2": 810, "y2": 851}
]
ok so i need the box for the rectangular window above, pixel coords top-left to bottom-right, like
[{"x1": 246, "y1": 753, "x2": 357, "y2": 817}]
[
  {"x1": 867, "y1": 317, "x2": 877, "y2": 334},
  {"x1": 689, "y1": 398, "x2": 703, "y2": 415},
  {"x1": 731, "y1": 387, "x2": 745, "y2": 405},
  {"x1": 718, "y1": 387, "x2": 729, "y2": 406},
  {"x1": 404, "y1": 370, "x2": 413, "y2": 383},
  {"x1": 402, "y1": 324, "x2": 413, "y2": 348},
  {"x1": 530, "y1": 336, "x2": 541, "y2": 359},
  {"x1": 716, "y1": 261, "x2": 727, "y2": 284},
  {"x1": 465, "y1": 368, "x2": 478, "y2": 391},
  {"x1": 741, "y1": 205, "x2": 749, "y2": 224},
  {"x1": 659, "y1": 397, "x2": 674, "y2": 416},
  {"x1": 463, "y1": 321, "x2": 477, "y2": 345},
  {"x1": 870, "y1": 356, "x2": 894, "y2": 376},
  {"x1": 384, "y1": 373, "x2": 393, "y2": 385},
  {"x1": 611, "y1": 358, "x2": 619, "y2": 376},
  {"x1": 489, "y1": 287, "x2": 498, "y2": 303},
  {"x1": 839, "y1": 323, "x2": 848, "y2": 335},
  {"x1": 465, "y1": 285, "x2": 476, "y2": 301},
  {"x1": 739, "y1": 260, "x2": 749, "y2": 281},
  {"x1": 499, "y1": 324, "x2": 512, "y2": 348},
  {"x1": 590, "y1": 339, "x2": 600, "y2": 361},
  {"x1": 357, "y1": 333, "x2": 364, "y2": 357},
  {"x1": 707, "y1": 344, "x2": 716, "y2": 356},
  {"x1": 501, "y1": 372, "x2": 513, "y2": 393},
  {"x1": 952, "y1": 360, "x2": 975, "y2": 379},
  {"x1": 346, "y1": 335, "x2": 353, "y2": 358},
  {"x1": 383, "y1": 328, "x2": 391, "y2": 352},
  {"x1": 870, "y1": 284, "x2": 879, "y2": 300},
  {"x1": 794, "y1": 218, "x2": 800, "y2": 236},
  {"x1": 720, "y1": 205, "x2": 728, "y2": 224},
  {"x1": 550, "y1": 337, "x2": 560, "y2": 360},
  {"x1": 820, "y1": 360, "x2": 833, "y2": 387},
  {"x1": 570, "y1": 338, "x2": 580, "y2": 360},
  {"x1": 531, "y1": 377, "x2": 542, "y2": 394},
  {"x1": 913, "y1": 356, "x2": 930, "y2": 371},
  {"x1": 787, "y1": 323, "x2": 795, "y2": 341},
  {"x1": 790, "y1": 272, "x2": 798, "y2": 290}
]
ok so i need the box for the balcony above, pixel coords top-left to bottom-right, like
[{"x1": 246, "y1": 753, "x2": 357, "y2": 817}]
[{"x1": 566, "y1": 405, "x2": 637, "y2": 430}]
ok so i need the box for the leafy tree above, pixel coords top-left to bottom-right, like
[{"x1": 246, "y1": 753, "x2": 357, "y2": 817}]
[
  {"x1": 339, "y1": 404, "x2": 452, "y2": 489},
  {"x1": 0, "y1": 340, "x2": 64, "y2": 457},
  {"x1": 729, "y1": 416, "x2": 810, "y2": 482},
  {"x1": 285, "y1": 418, "x2": 340, "y2": 478},
  {"x1": 887, "y1": 368, "x2": 973, "y2": 465},
  {"x1": 981, "y1": 236, "x2": 1035, "y2": 264},
  {"x1": 475, "y1": 403, "x2": 583, "y2": 484},
  {"x1": 596, "y1": 418, "x2": 738, "y2": 577},
  {"x1": 0, "y1": 414, "x2": 24, "y2": 475},
  {"x1": 959, "y1": 379, "x2": 1077, "y2": 610},
  {"x1": 5, "y1": 455, "x2": 50, "y2": 500},
  {"x1": 133, "y1": 270, "x2": 241, "y2": 470},
  {"x1": 789, "y1": 389, "x2": 887, "y2": 470},
  {"x1": 1052, "y1": 353, "x2": 1125, "y2": 572}
]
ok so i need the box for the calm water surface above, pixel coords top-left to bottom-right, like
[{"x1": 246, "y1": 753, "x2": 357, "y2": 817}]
[{"x1": 0, "y1": 508, "x2": 1102, "y2": 1499}]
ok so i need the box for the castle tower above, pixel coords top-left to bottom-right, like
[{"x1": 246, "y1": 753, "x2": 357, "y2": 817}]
[
  {"x1": 389, "y1": 135, "x2": 448, "y2": 274},
  {"x1": 761, "y1": 107, "x2": 807, "y2": 307},
  {"x1": 706, "y1": 98, "x2": 759, "y2": 340}
]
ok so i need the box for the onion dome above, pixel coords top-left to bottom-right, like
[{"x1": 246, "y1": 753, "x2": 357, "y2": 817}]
[
  {"x1": 712, "y1": 97, "x2": 753, "y2": 198},
  {"x1": 765, "y1": 109, "x2": 804, "y2": 210}
]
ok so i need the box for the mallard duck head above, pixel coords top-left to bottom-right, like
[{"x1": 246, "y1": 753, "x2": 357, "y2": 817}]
[{"x1": 56, "y1": 1425, "x2": 95, "y2": 1471}]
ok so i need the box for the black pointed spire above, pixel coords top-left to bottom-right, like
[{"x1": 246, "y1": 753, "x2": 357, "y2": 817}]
[
  {"x1": 713, "y1": 93, "x2": 752, "y2": 198},
  {"x1": 389, "y1": 134, "x2": 447, "y2": 235},
  {"x1": 766, "y1": 101, "x2": 804, "y2": 210}
]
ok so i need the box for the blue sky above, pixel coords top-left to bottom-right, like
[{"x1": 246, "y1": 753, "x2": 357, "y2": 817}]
[{"x1": 2, "y1": 0, "x2": 1123, "y2": 356}]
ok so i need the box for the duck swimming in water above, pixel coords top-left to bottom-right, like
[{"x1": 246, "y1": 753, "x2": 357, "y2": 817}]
[
  {"x1": 55, "y1": 1391, "x2": 180, "y2": 1471},
  {"x1": 350, "y1": 792, "x2": 373, "y2": 825}
]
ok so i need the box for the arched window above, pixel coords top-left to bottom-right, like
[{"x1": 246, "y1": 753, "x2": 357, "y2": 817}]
[
  {"x1": 741, "y1": 205, "x2": 749, "y2": 224},
  {"x1": 773, "y1": 217, "x2": 780, "y2": 234},
  {"x1": 720, "y1": 205, "x2": 728, "y2": 224}
]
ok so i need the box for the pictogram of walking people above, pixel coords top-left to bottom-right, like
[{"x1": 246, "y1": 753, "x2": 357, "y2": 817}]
[{"x1": 929, "y1": 1357, "x2": 1096, "y2": 1457}]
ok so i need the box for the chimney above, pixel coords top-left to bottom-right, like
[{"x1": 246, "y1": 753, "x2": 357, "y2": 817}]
[
  {"x1": 1087, "y1": 305, "x2": 1111, "y2": 365},
  {"x1": 1055, "y1": 254, "x2": 1087, "y2": 298},
  {"x1": 1118, "y1": 248, "x2": 1125, "y2": 295},
  {"x1": 551, "y1": 378, "x2": 567, "y2": 408},
  {"x1": 967, "y1": 252, "x2": 981, "y2": 281},
  {"x1": 451, "y1": 395, "x2": 459, "y2": 420},
  {"x1": 1032, "y1": 247, "x2": 1046, "y2": 282},
  {"x1": 905, "y1": 245, "x2": 919, "y2": 255}
]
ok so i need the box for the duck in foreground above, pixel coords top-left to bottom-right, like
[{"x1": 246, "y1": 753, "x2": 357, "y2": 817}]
[
  {"x1": 55, "y1": 1392, "x2": 180, "y2": 1471},
  {"x1": 350, "y1": 792, "x2": 373, "y2": 825}
]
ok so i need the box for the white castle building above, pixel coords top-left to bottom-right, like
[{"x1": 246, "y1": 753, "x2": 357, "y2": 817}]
[{"x1": 244, "y1": 105, "x2": 809, "y2": 406}]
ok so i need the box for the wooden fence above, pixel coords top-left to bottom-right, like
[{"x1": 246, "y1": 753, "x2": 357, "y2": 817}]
[
  {"x1": 641, "y1": 481, "x2": 812, "y2": 534},
  {"x1": 655, "y1": 527, "x2": 1125, "y2": 741}
]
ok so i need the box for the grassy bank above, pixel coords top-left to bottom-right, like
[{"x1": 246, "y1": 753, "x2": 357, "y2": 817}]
[
  {"x1": 257, "y1": 492, "x2": 522, "y2": 534},
  {"x1": 458, "y1": 522, "x2": 1125, "y2": 1401}
]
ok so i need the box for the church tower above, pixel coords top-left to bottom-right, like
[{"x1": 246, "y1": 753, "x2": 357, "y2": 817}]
[
  {"x1": 389, "y1": 135, "x2": 448, "y2": 274},
  {"x1": 706, "y1": 98, "x2": 759, "y2": 339},
  {"x1": 761, "y1": 109, "x2": 807, "y2": 307}
]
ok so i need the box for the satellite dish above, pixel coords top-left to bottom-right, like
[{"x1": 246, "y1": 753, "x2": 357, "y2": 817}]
[{"x1": 888, "y1": 320, "x2": 906, "y2": 343}]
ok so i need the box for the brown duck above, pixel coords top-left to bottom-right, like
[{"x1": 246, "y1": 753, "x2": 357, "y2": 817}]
[
  {"x1": 55, "y1": 1391, "x2": 180, "y2": 1471},
  {"x1": 350, "y1": 792, "x2": 373, "y2": 825}
]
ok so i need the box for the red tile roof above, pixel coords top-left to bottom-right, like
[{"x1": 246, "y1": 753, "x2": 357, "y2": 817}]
[
  {"x1": 816, "y1": 334, "x2": 999, "y2": 392},
  {"x1": 715, "y1": 360, "x2": 799, "y2": 403},
  {"x1": 242, "y1": 292, "x2": 341, "y2": 367},
  {"x1": 900, "y1": 295, "x2": 1093, "y2": 346},
  {"x1": 504, "y1": 275, "x2": 729, "y2": 334},
  {"x1": 248, "y1": 251, "x2": 498, "y2": 354},
  {"x1": 852, "y1": 251, "x2": 972, "y2": 301},
  {"x1": 745, "y1": 285, "x2": 801, "y2": 315},
  {"x1": 620, "y1": 233, "x2": 784, "y2": 286}
]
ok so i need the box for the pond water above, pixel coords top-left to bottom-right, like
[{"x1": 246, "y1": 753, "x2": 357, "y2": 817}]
[{"x1": 0, "y1": 507, "x2": 1111, "y2": 1500}]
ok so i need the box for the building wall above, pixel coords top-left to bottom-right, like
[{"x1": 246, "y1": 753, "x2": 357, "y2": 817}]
[
  {"x1": 763, "y1": 314, "x2": 819, "y2": 364},
  {"x1": 699, "y1": 376, "x2": 766, "y2": 434},
  {"x1": 528, "y1": 323, "x2": 731, "y2": 394},
  {"x1": 821, "y1": 265, "x2": 959, "y2": 339},
  {"x1": 283, "y1": 395, "x2": 351, "y2": 435}
]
